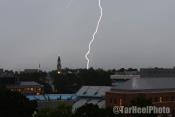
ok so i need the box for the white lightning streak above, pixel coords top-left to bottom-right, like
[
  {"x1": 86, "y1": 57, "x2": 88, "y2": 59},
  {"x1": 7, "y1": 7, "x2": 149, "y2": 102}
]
[{"x1": 85, "y1": 0, "x2": 103, "y2": 69}]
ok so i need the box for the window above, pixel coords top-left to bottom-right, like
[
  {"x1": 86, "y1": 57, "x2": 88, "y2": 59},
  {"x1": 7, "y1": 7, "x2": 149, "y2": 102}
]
[
  {"x1": 149, "y1": 97, "x2": 153, "y2": 102},
  {"x1": 114, "y1": 99, "x2": 117, "y2": 104},
  {"x1": 119, "y1": 98, "x2": 123, "y2": 106},
  {"x1": 30, "y1": 88, "x2": 33, "y2": 91},
  {"x1": 171, "y1": 96, "x2": 174, "y2": 101},
  {"x1": 165, "y1": 96, "x2": 169, "y2": 101},
  {"x1": 109, "y1": 98, "x2": 112, "y2": 103},
  {"x1": 38, "y1": 88, "x2": 41, "y2": 91},
  {"x1": 159, "y1": 97, "x2": 162, "y2": 103},
  {"x1": 154, "y1": 97, "x2": 158, "y2": 102}
]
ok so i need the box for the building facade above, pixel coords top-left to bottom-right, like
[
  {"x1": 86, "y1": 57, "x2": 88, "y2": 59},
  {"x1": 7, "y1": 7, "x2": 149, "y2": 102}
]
[
  {"x1": 7, "y1": 81, "x2": 44, "y2": 95},
  {"x1": 24, "y1": 69, "x2": 39, "y2": 73},
  {"x1": 106, "y1": 78, "x2": 175, "y2": 112}
]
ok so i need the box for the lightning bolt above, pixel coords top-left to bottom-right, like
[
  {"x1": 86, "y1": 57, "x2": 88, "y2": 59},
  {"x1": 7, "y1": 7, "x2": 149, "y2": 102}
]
[{"x1": 85, "y1": 0, "x2": 103, "y2": 69}]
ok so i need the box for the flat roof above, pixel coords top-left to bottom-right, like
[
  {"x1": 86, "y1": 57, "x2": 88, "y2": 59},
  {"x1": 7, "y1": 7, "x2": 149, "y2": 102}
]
[
  {"x1": 19, "y1": 81, "x2": 42, "y2": 86},
  {"x1": 27, "y1": 94, "x2": 76, "y2": 101},
  {"x1": 7, "y1": 81, "x2": 43, "y2": 88},
  {"x1": 76, "y1": 86, "x2": 111, "y2": 97},
  {"x1": 110, "y1": 74, "x2": 140, "y2": 80},
  {"x1": 112, "y1": 77, "x2": 175, "y2": 91}
]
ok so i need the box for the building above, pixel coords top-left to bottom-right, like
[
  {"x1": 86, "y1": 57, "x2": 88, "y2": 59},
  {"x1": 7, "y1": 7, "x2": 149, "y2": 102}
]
[
  {"x1": 0, "y1": 70, "x2": 16, "y2": 85},
  {"x1": 111, "y1": 70, "x2": 140, "y2": 86},
  {"x1": 106, "y1": 78, "x2": 175, "y2": 112},
  {"x1": 7, "y1": 81, "x2": 44, "y2": 95},
  {"x1": 140, "y1": 68, "x2": 175, "y2": 78},
  {"x1": 57, "y1": 56, "x2": 61, "y2": 71},
  {"x1": 0, "y1": 70, "x2": 14, "y2": 78},
  {"x1": 73, "y1": 86, "x2": 111, "y2": 112},
  {"x1": 24, "y1": 69, "x2": 39, "y2": 73},
  {"x1": 110, "y1": 74, "x2": 140, "y2": 86},
  {"x1": 27, "y1": 94, "x2": 76, "y2": 110},
  {"x1": 0, "y1": 68, "x2": 3, "y2": 74}
]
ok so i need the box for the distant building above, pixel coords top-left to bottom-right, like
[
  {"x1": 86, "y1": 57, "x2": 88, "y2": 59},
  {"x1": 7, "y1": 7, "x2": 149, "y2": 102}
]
[
  {"x1": 0, "y1": 68, "x2": 3, "y2": 74},
  {"x1": 115, "y1": 70, "x2": 139, "y2": 75},
  {"x1": 110, "y1": 74, "x2": 140, "y2": 86},
  {"x1": 0, "y1": 70, "x2": 16, "y2": 85},
  {"x1": 24, "y1": 69, "x2": 39, "y2": 73},
  {"x1": 7, "y1": 81, "x2": 44, "y2": 95},
  {"x1": 57, "y1": 56, "x2": 61, "y2": 71},
  {"x1": 73, "y1": 86, "x2": 111, "y2": 112},
  {"x1": 140, "y1": 68, "x2": 175, "y2": 78},
  {"x1": 27, "y1": 94, "x2": 76, "y2": 110},
  {"x1": 0, "y1": 70, "x2": 14, "y2": 78},
  {"x1": 110, "y1": 70, "x2": 140, "y2": 86},
  {"x1": 106, "y1": 78, "x2": 175, "y2": 113}
]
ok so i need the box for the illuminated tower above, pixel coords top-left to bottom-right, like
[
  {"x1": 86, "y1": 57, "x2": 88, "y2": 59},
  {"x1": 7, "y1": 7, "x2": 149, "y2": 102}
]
[{"x1": 57, "y1": 56, "x2": 61, "y2": 71}]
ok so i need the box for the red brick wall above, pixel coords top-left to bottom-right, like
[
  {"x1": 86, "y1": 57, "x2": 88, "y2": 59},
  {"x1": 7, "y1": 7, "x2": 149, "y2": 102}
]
[{"x1": 105, "y1": 91, "x2": 175, "y2": 111}]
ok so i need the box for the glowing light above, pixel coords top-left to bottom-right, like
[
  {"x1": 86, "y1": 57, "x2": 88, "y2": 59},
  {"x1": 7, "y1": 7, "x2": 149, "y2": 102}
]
[
  {"x1": 58, "y1": 71, "x2": 61, "y2": 74},
  {"x1": 85, "y1": 0, "x2": 103, "y2": 69}
]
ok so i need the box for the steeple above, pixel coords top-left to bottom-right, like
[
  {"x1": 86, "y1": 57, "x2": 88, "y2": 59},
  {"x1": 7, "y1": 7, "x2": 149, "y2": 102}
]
[{"x1": 57, "y1": 56, "x2": 61, "y2": 71}]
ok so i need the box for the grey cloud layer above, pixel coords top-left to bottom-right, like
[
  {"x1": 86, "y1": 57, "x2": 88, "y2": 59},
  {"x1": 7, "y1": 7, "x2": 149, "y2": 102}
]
[{"x1": 0, "y1": 0, "x2": 175, "y2": 70}]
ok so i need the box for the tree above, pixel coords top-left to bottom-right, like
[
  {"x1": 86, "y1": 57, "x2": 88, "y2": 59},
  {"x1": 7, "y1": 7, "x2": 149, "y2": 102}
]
[
  {"x1": 74, "y1": 104, "x2": 119, "y2": 117},
  {"x1": 74, "y1": 104, "x2": 101, "y2": 117},
  {"x1": 34, "y1": 102, "x2": 72, "y2": 117},
  {"x1": 53, "y1": 102, "x2": 72, "y2": 117},
  {"x1": 51, "y1": 68, "x2": 111, "y2": 94},
  {"x1": 33, "y1": 108, "x2": 53, "y2": 117},
  {"x1": 0, "y1": 87, "x2": 37, "y2": 117},
  {"x1": 34, "y1": 103, "x2": 128, "y2": 117}
]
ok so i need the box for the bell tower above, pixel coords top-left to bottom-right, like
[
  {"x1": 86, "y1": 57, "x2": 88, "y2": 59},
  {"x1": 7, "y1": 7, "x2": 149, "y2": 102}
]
[{"x1": 57, "y1": 56, "x2": 61, "y2": 71}]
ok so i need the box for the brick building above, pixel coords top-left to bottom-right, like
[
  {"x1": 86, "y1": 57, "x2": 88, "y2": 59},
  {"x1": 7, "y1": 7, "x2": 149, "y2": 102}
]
[{"x1": 106, "y1": 78, "x2": 175, "y2": 112}]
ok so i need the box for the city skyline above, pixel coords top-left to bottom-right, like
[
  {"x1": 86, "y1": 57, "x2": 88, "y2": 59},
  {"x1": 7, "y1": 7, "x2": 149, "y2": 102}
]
[{"x1": 1, "y1": 0, "x2": 175, "y2": 70}]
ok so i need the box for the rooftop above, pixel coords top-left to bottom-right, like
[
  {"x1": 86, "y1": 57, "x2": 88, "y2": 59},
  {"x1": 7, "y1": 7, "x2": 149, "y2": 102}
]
[
  {"x1": 110, "y1": 74, "x2": 140, "y2": 80},
  {"x1": 27, "y1": 94, "x2": 76, "y2": 101},
  {"x1": 19, "y1": 81, "x2": 42, "y2": 86},
  {"x1": 112, "y1": 78, "x2": 175, "y2": 91},
  {"x1": 76, "y1": 86, "x2": 111, "y2": 97}
]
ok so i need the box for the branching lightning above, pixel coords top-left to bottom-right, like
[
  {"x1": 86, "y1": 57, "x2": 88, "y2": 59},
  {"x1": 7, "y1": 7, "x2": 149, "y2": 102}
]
[{"x1": 85, "y1": 0, "x2": 103, "y2": 69}]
